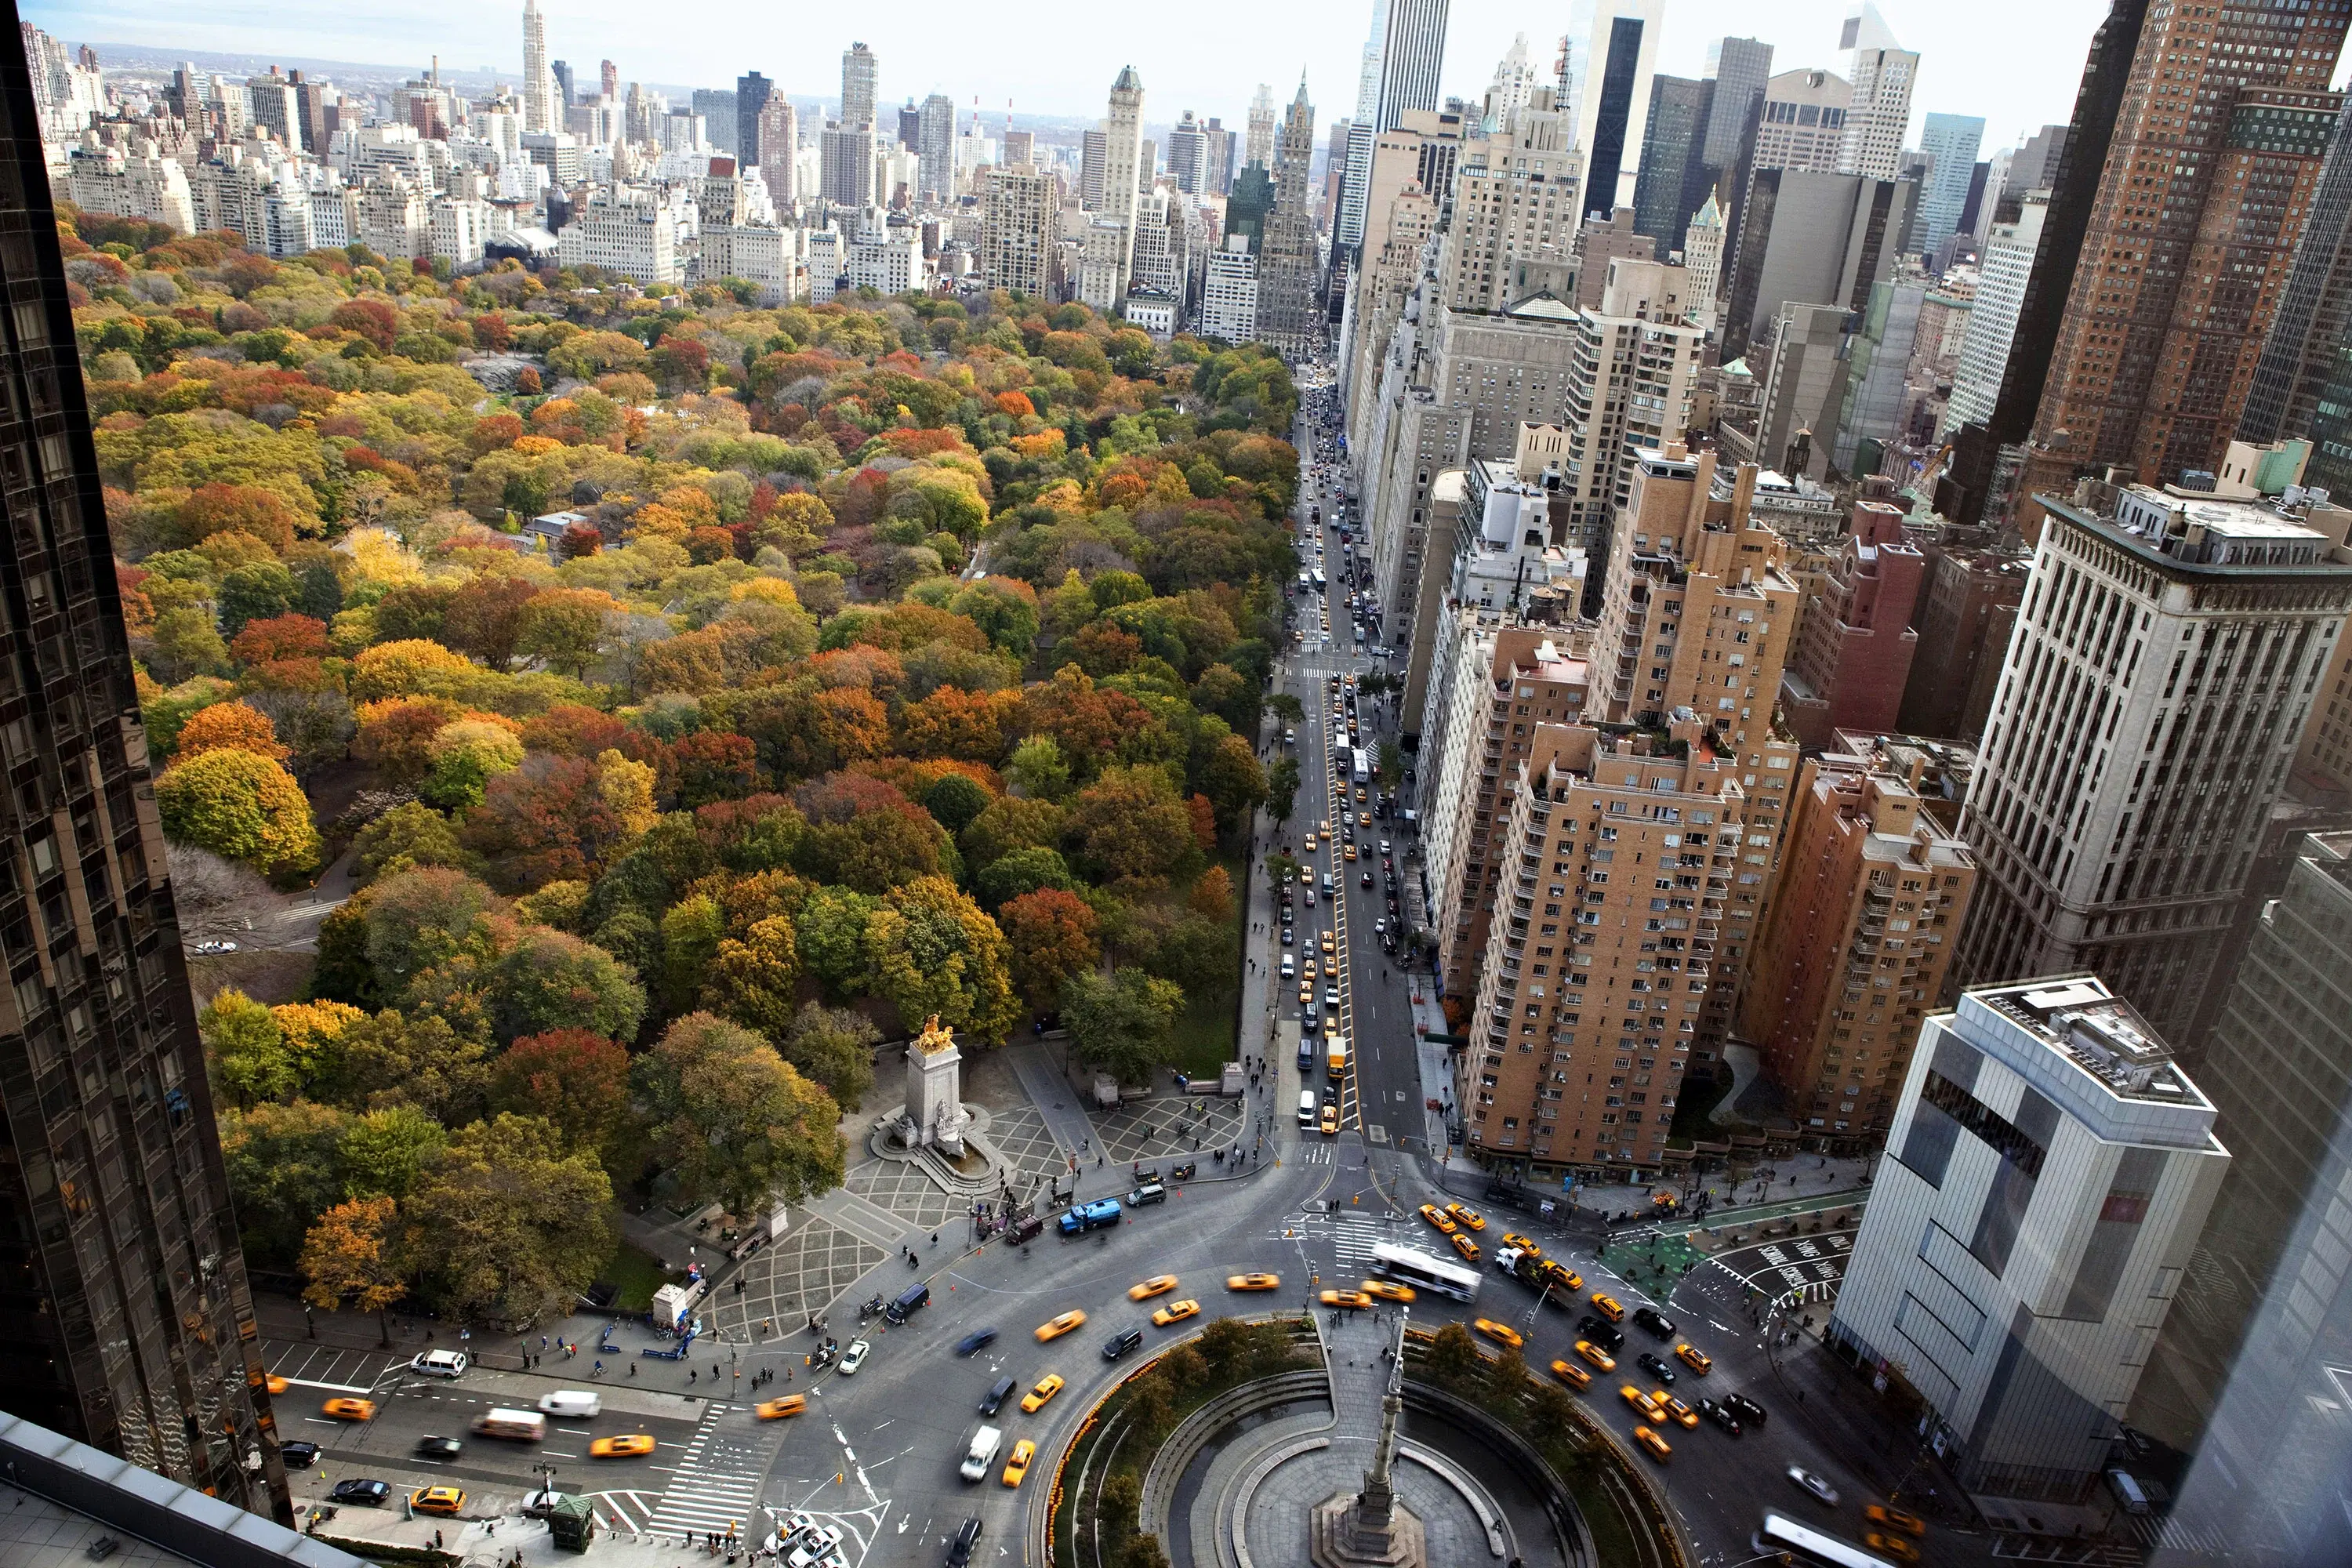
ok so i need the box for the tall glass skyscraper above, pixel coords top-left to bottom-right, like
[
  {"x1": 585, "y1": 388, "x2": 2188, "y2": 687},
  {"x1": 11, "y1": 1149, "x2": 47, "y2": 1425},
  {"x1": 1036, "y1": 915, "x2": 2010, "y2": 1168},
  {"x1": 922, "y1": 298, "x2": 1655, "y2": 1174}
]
[{"x1": 0, "y1": 31, "x2": 289, "y2": 1523}]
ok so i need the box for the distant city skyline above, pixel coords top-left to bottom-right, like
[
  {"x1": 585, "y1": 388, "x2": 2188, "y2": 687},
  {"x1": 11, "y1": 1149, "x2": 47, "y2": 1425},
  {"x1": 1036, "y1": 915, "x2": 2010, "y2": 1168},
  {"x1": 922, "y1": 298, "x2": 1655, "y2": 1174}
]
[{"x1": 31, "y1": 0, "x2": 2118, "y2": 156}]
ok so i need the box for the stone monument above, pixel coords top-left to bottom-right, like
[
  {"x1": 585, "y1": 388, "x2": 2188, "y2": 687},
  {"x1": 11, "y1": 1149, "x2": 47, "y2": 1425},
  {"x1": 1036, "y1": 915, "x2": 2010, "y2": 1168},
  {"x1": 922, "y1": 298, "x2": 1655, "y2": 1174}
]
[
  {"x1": 895, "y1": 1014, "x2": 972, "y2": 1156},
  {"x1": 1310, "y1": 1318, "x2": 1425, "y2": 1567}
]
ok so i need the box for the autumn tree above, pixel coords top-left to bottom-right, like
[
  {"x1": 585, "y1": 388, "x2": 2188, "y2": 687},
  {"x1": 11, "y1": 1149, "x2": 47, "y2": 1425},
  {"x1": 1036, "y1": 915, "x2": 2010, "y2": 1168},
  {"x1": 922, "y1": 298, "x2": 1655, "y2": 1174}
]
[
  {"x1": 299, "y1": 1195, "x2": 406, "y2": 1345},
  {"x1": 173, "y1": 700, "x2": 287, "y2": 762},
  {"x1": 1064, "y1": 765, "x2": 1196, "y2": 886},
  {"x1": 443, "y1": 574, "x2": 541, "y2": 670},
  {"x1": 997, "y1": 888, "x2": 1099, "y2": 1010},
  {"x1": 155, "y1": 747, "x2": 320, "y2": 876},
  {"x1": 485, "y1": 927, "x2": 647, "y2": 1044},
  {"x1": 487, "y1": 1029, "x2": 632, "y2": 1165},
  {"x1": 634, "y1": 1013, "x2": 845, "y2": 1217},
  {"x1": 708, "y1": 914, "x2": 800, "y2": 1037}
]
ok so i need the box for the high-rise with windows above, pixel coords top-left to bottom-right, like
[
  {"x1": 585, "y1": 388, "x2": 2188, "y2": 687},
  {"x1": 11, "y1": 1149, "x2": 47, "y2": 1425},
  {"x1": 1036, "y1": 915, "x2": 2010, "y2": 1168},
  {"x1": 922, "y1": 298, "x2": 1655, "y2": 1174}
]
[
  {"x1": 1953, "y1": 484, "x2": 2352, "y2": 1044},
  {"x1": 1569, "y1": 0, "x2": 1664, "y2": 222},
  {"x1": 2025, "y1": 0, "x2": 2350, "y2": 499},
  {"x1": 1256, "y1": 79, "x2": 1321, "y2": 360},
  {"x1": 839, "y1": 42, "x2": 878, "y2": 132},
  {"x1": 1836, "y1": 3, "x2": 1917, "y2": 182},
  {"x1": 1335, "y1": 0, "x2": 1451, "y2": 253},
  {"x1": 521, "y1": 0, "x2": 553, "y2": 134},
  {"x1": 916, "y1": 94, "x2": 955, "y2": 202},
  {"x1": 736, "y1": 73, "x2": 773, "y2": 170},
  {"x1": 0, "y1": 44, "x2": 292, "y2": 1523},
  {"x1": 1077, "y1": 67, "x2": 1145, "y2": 313},
  {"x1": 1916, "y1": 112, "x2": 1987, "y2": 261}
]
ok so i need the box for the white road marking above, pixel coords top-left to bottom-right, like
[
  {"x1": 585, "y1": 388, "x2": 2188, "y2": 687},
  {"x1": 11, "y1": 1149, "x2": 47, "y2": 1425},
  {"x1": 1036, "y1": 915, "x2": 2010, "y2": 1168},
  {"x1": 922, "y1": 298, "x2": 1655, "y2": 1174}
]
[{"x1": 281, "y1": 1377, "x2": 375, "y2": 1394}]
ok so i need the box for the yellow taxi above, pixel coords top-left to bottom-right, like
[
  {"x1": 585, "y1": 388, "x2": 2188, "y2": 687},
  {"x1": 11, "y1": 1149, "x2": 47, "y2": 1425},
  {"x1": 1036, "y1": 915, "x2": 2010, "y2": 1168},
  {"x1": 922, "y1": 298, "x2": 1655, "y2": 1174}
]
[
  {"x1": 1660, "y1": 1396, "x2": 1700, "y2": 1430},
  {"x1": 1012, "y1": 1376, "x2": 1065, "y2": 1416},
  {"x1": 1152, "y1": 1299, "x2": 1201, "y2": 1327},
  {"x1": 1130, "y1": 1275, "x2": 1178, "y2": 1300},
  {"x1": 1864, "y1": 1506, "x2": 1926, "y2": 1537},
  {"x1": 1474, "y1": 1319, "x2": 1523, "y2": 1350},
  {"x1": 1632, "y1": 1425, "x2": 1672, "y2": 1464},
  {"x1": 590, "y1": 1434, "x2": 655, "y2": 1458},
  {"x1": 263, "y1": 1374, "x2": 289, "y2": 1395},
  {"x1": 1226, "y1": 1272, "x2": 1281, "y2": 1291},
  {"x1": 1359, "y1": 811, "x2": 1372, "y2": 828},
  {"x1": 1319, "y1": 1289, "x2": 1373, "y2": 1310},
  {"x1": 1417, "y1": 1203, "x2": 1457, "y2": 1234},
  {"x1": 1574, "y1": 1340, "x2": 1616, "y2": 1371},
  {"x1": 1549, "y1": 1359, "x2": 1592, "y2": 1391},
  {"x1": 1319, "y1": 932, "x2": 1335, "y2": 954},
  {"x1": 1501, "y1": 1232, "x2": 1538, "y2": 1254},
  {"x1": 1343, "y1": 844, "x2": 1357, "y2": 862},
  {"x1": 1620, "y1": 1385, "x2": 1666, "y2": 1421},
  {"x1": 1450, "y1": 1232, "x2": 1481, "y2": 1263},
  {"x1": 1299, "y1": 984, "x2": 1314, "y2": 1007},
  {"x1": 411, "y1": 1486, "x2": 466, "y2": 1515},
  {"x1": 1866, "y1": 1535, "x2": 1921, "y2": 1564},
  {"x1": 1444, "y1": 1203, "x2": 1486, "y2": 1232},
  {"x1": 1319, "y1": 1102, "x2": 1341, "y2": 1135},
  {"x1": 1361, "y1": 1279, "x2": 1416, "y2": 1304},
  {"x1": 1544, "y1": 1262, "x2": 1584, "y2": 1293},
  {"x1": 1590, "y1": 1293, "x2": 1625, "y2": 1323},
  {"x1": 1303, "y1": 960, "x2": 1319, "y2": 981},
  {"x1": 1001, "y1": 1437, "x2": 1036, "y2": 1488},
  {"x1": 1318, "y1": 818, "x2": 1330, "y2": 836},
  {"x1": 1035, "y1": 1309, "x2": 1088, "y2": 1341},
  {"x1": 755, "y1": 1396, "x2": 808, "y2": 1420},
  {"x1": 1356, "y1": 786, "x2": 1368, "y2": 802},
  {"x1": 1674, "y1": 1343, "x2": 1711, "y2": 1375},
  {"x1": 1303, "y1": 833, "x2": 1318, "y2": 851},
  {"x1": 321, "y1": 1399, "x2": 376, "y2": 1421}
]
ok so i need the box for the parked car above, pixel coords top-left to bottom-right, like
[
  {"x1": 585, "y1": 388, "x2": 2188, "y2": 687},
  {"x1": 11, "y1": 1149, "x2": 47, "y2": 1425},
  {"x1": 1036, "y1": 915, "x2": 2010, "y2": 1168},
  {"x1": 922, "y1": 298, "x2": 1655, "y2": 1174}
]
[{"x1": 328, "y1": 1479, "x2": 390, "y2": 1506}]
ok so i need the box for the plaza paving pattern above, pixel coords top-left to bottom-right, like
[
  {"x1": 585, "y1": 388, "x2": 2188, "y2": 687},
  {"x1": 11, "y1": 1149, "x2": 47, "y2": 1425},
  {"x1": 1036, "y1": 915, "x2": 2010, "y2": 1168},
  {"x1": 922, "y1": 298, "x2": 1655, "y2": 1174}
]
[
  {"x1": 844, "y1": 1158, "x2": 963, "y2": 1231},
  {"x1": 977, "y1": 1100, "x2": 1069, "y2": 1185},
  {"x1": 1091, "y1": 1092, "x2": 1249, "y2": 1167},
  {"x1": 704, "y1": 1214, "x2": 884, "y2": 1341}
]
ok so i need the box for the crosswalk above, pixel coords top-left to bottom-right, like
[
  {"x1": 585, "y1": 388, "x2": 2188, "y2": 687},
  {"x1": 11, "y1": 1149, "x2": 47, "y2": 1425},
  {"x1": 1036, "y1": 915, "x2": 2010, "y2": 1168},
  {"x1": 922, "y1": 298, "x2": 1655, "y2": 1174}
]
[
  {"x1": 644, "y1": 1404, "x2": 771, "y2": 1537},
  {"x1": 1281, "y1": 1207, "x2": 1403, "y2": 1267}
]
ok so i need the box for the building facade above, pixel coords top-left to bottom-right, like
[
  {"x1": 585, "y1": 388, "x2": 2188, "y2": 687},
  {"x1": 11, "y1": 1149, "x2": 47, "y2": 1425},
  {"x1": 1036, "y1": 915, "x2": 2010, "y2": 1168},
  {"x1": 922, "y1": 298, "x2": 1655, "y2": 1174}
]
[
  {"x1": 0, "y1": 53, "x2": 292, "y2": 1522},
  {"x1": 1828, "y1": 977, "x2": 2227, "y2": 1506},
  {"x1": 1740, "y1": 736, "x2": 1977, "y2": 1145},
  {"x1": 1779, "y1": 495, "x2": 1926, "y2": 748},
  {"x1": 1955, "y1": 486, "x2": 2352, "y2": 1043}
]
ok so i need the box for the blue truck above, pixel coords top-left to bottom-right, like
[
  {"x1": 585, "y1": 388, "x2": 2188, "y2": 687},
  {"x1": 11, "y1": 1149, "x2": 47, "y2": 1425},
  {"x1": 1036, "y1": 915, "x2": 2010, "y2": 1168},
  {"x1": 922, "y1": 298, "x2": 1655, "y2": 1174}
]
[{"x1": 1057, "y1": 1198, "x2": 1123, "y2": 1236}]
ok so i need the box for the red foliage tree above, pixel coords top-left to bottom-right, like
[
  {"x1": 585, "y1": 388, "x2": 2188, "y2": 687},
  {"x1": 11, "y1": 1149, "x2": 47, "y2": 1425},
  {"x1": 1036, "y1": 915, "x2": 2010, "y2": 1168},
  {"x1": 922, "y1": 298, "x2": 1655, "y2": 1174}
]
[
  {"x1": 997, "y1": 887, "x2": 1099, "y2": 1008},
  {"x1": 517, "y1": 703, "x2": 628, "y2": 757},
  {"x1": 228, "y1": 612, "x2": 329, "y2": 666},
  {"x1": 673, "y1": 729, "x2": 760, "y2": 808},
  {"x1": 486, "y1": 1028, "x2": 631, "y2": 1153},
  {"x1": 328, "y1": 298, "x2": 399, "y2": 353}
]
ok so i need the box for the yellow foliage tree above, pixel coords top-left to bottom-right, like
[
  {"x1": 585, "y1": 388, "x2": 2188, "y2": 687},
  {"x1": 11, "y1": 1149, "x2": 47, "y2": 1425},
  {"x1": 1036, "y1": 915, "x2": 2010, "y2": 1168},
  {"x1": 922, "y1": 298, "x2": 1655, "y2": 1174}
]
[
  {"x1": 593, "y1": 748, "x2": 659, "y2": 837},
  {"x1": 299, "y1": 1195, "x2": 406, "y2": 1345},
  {"x1": 351, "y1": 638, "x2": 477, "y2": 701}
]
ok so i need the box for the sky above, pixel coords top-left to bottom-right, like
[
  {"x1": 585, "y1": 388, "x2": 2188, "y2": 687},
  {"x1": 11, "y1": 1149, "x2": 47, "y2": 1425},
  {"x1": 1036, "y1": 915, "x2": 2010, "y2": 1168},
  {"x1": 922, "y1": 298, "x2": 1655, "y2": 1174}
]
[{"x1": 31, "y1": 0, "x2": 2117, "y2": 154}]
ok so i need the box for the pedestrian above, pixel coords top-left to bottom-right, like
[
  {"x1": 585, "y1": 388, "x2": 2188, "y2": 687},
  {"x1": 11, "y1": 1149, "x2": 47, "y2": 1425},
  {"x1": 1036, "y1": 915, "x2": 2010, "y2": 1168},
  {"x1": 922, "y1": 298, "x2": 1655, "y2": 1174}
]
[
  {"x1": 630, "y1": 1361, "x2": 638, "y2": 1377},
  {"x1": 690, "y1": 1369, "x2": 697, "y2": 1384}
]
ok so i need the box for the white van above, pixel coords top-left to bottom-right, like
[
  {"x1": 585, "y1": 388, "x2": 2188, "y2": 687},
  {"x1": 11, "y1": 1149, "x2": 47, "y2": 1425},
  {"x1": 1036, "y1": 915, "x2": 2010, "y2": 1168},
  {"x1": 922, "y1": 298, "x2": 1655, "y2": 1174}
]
[
  {"x1": 959, "y1": 1425, "x2": 1003, "y2": 1483},
  {"x1": 1297, "y1": 1090, "x2": 1316, "y2": 1127},
  {"x1": 471, "y1": 1409, "x2": 548, "y2": 1442},
  {"x1": 538, "y1": 1390, "x2": 601, "y2": 1418},
  {"x1": 409, "y1": 1349, "x2": 469, "y2": 1379},
  {"x1": 1279, "y1": 955, "x2": 1295, "y2": 980}
]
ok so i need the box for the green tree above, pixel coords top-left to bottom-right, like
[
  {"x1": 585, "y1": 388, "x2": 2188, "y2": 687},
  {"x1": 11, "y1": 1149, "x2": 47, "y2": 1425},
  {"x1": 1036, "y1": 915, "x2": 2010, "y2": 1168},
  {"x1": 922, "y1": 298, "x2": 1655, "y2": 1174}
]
[
  {"x1": 1062, "y1": 966, "x2": 1182, "y2": 1085},
  {"x1": 658, "y1": 892, "x2": 725, "y2": 1013},
  {"x1": 781, "y1": 1001, "x2": 879, "y2": 1112},
  {"x1": 485, "y1": 927, "x2": 647, "y2": 1044},
  {"x1": 794, "y1": 884, "x2": 878, "y2": 996},
  {"x1": 1268, "y1": 693, "x2": 1304, "y2": 727},
  {"x1": 402, "y1": 1113, "x2": 615, "y2": 1327},
  {"x1": 709, "y1": 914, "x2": 801, "y2": 1037},
  {"x1": 975, "y1": 844, "x2": 1076, "y2": 910},
  {"x1": 862, "y1": 876, "x2": 1020, "y2": 1043},
  {"x1": 1377, "y1": 739, "x2": 1403, "y2": 790},
  {"x1": 353, "y1": 801, "x2": 477, "y2": 885},
  {"x1": 635, "y1": 1013, "x2": 845, "y2": 1215},
  {"x1": 923, "y1": 773, "x2": 991, "y2": 836},
  {"x1": 218, "y1": 1100, "x2": 356, "y2": 1265},
  {"x1": 198, "y1": 988, "x2": 294, "y2": 1106},
  {"x1": 148, "y1": 607, "x2": 229, "y2": 681},
  {"x1": 1267, "y1": 757, "x2": 1301, "y2": 827},
  {"x1": 1197, "y1": 733, "x2": 1267, "y2": 833},
  {"x1": 338, "y1": 1105, "x2": 446, "y2": 1200},
  {"x1": 155, "y1": 746, "x2": 321, "y2": 876},
  {"x1": 1065, "y1": 765, "x2": 1196, "y2": 885},
  {"x1": 1005, "y1": 735, "x2": 1072, "y2": 800},
  {"x1": 1425, "y1": 1320, "x2": 1485, "y2": 1386}
]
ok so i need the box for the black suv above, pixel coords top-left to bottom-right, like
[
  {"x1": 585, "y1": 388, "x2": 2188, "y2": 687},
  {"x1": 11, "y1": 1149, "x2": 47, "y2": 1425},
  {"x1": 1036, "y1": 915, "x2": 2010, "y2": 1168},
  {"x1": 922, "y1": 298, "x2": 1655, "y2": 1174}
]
[
  {"x1": 279, "y1": 1441, "x2": 319, "y2": 1469},
  {"x1": 1697, "y1": 1398, "x2": 1742, "y2": 1437},
  {"x1": 1723, "y1": 1392, "x2": 1769, "y2": 1428},
  {"x1": 946, "y1": 1516, "x2": 984, "y2": 1566},
  {"x1": 1635, "y1": 1352, "x2": 1677, "y2": 1385},
  {"x1": 1577, "y1": 1316, "x2": 1624, "y2": 1352},
  {"x1": 1102, "y1": 1327, "x2": 1145, "y2": 1361},
  {"x1": 1632, "y1": 1306, "x2": 1677, "y2": 1338}
]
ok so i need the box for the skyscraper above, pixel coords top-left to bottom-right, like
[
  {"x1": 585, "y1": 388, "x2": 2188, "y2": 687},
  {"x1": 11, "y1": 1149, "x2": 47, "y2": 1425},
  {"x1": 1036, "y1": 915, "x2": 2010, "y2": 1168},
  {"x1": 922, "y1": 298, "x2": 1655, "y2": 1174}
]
[
  {"x1": 1571, "y1": 0, "x2": 1664, "y2": 221},
  {"x1": 1487, "y1": 33, "x2": 1541, "y2": 129},
  {"x1": 820, "y1": 120, "x2": 877, "y2": 206},
  {"x1": 736, "y1": 72, "x2": 773, "y2": 169},
  {"x1": 1835, "y1": 2, "x2": 1917, "y2": 182},
  {"x1": 1953, "y1": 484, "x2": 2352, "y2": 1044},
  {"x1": 521, "y1": 0, "x2": 553, "y2": 134},
  {"x1": 1167, "y1": 111, "x2": 1209, "y2": 194},
  {"x1": 756, "y1": 96, "x2": 798, "y2": 201},
  {"x1": 1828, "y1": 976, "x2": 2227, "y2": 1505},
  {"x1": 1750, "y1": 69, "x2": 1850, "y2": 175},
  {"x1": 2235, "y1": 103, "x2": 2352, "y2": 448},
  {"x1": 1257, "y1": 79, "x2": 1320, "y2": 360},
  {"x1": 0, "y1": 42, "x2": 291, "y2": 1522},
  {"x1": 2025, "y1": 0, "x2": 2350, "y2": 495},
  {"x1": 1628, "y1": 74, "x2": 1707, "y2": 246},
  {"x1": 1336, "y1": 0, "x2": 1451, "y2": 253},
  {"x1": 551, "y1": 60, "x2": 575, "y2": 110},
  {"x1": 916, "y1": 93, "x2": 956, "y2": 202},
  {"x1": 1915, "y1": 112, "x2": 1986, "y2": 260},
  {"x1": 979, "y1": 162, "x2": 1058, "y2": 297},
  {"x1": 1076, "y1": 67, "x2": 1145, "y2": 313},
  {"x1": 1245, "y1": 84, "x2": 1276, "y2": 170},
  {"x1": 840, "y1": 42, "x2": 878, "y2": 130},
  {"x1": 1943, "y1": 191, "x2": 2049, "y2": 436},
  {"x1": 691, "y1": 87, "x2": 736, "y2": 154}
]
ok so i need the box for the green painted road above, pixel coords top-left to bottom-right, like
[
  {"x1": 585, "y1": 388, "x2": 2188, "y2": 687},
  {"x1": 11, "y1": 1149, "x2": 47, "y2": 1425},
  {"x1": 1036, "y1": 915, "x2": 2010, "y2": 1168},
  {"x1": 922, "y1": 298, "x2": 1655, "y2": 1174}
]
[{"x1": 1646, "y1": 1186, "x2": 1871, "y2": 1242}]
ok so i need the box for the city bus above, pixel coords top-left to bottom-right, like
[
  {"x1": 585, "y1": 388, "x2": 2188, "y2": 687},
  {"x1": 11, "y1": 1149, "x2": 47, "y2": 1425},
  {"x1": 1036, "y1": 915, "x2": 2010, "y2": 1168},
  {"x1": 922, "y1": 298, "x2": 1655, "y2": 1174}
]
[
  {"x1": 1352, "y1": 748, "x2": 1370, "y2": 783},
  {"x1": 1369, "y1": 1242, "x2": 1481, "y2": 1303},
  {"x1": 1751, "y1": 1512, "x2": 1900, "y2": 1568}
]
